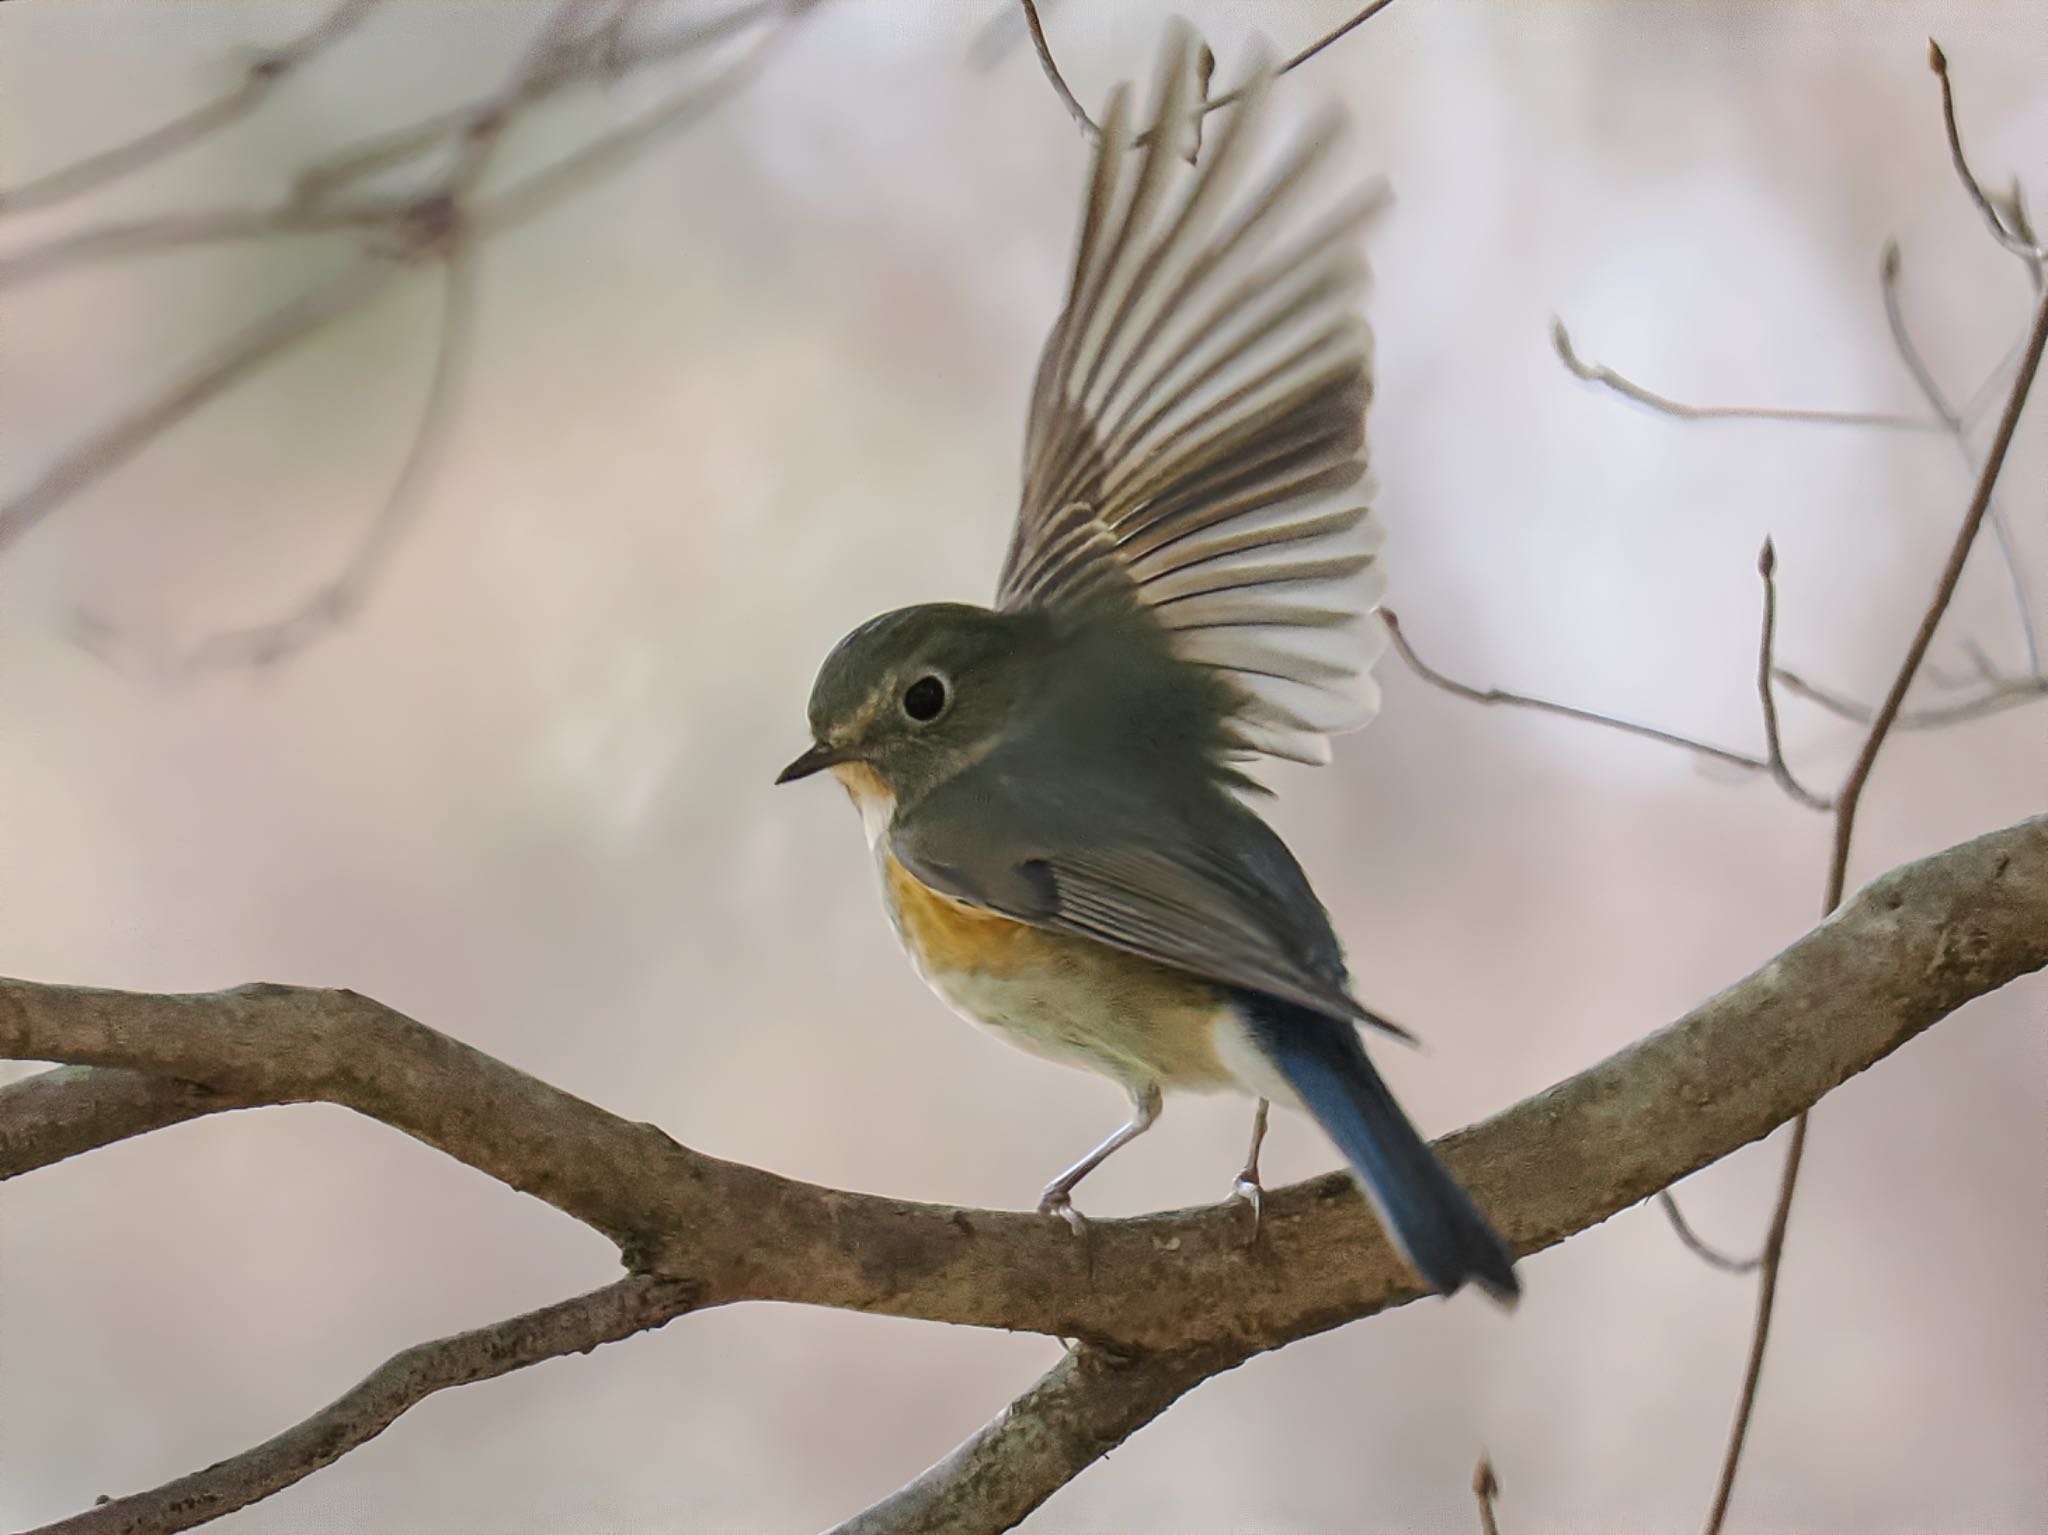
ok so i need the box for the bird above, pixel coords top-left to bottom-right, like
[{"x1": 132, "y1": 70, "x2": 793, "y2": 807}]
[{"x1": 776, "y1": 26, "x2": 1518, "y2": 1305}]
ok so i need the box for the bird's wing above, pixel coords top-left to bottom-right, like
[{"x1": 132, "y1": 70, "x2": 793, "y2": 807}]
[
  {"x1": 891, "y1": 786, "x2": 1413, "y2": 1043},
  {"x1": 998, "y1": 24, "x2": 1390, "y2": 768}
]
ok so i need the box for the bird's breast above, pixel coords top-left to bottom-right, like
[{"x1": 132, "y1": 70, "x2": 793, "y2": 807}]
[{"x1": 873, "y1": 849, "x2": 1241, "y2": 1094}]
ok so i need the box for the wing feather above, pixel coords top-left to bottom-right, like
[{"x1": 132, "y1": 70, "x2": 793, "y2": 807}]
[{"x1": 999, "y1": 26, "x2": 1389, "y2": 768}]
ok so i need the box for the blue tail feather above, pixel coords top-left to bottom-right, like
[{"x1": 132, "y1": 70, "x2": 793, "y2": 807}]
[{"x1": 1237, "y1": 992, "x2": 1519, "y2": 1305}]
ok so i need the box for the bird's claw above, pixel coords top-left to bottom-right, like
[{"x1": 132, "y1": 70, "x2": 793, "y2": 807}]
[
  {"x1": 1037, "y1": 1188, "x2": 1090, "y2": 1239},
  {"x1": 1229, "y1": 1173, "x2": 1265, "y2": 1246}
]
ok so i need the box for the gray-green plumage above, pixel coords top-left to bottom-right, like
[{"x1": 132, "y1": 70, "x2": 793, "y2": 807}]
[{"x1": 779, "y1": 24, "x2": 1518, "y2": 1304}]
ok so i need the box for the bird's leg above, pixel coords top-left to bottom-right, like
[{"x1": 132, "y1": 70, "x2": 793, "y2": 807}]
[
  {"x1": 1230, "y1": 1097, "x2": 1271, "y2": 1243},
  {"x1": 1037, "y1": 1082, "x2": 1161, "y2": 1238}
]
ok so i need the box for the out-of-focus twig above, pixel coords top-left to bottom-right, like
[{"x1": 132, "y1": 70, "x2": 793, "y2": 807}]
[
  {"x1": 1754, "y1": 540, "x2": 1833, "y2": 811},
  {"x1": 1, "y1": 0, "x2": 811, "y2": 669},
  {"x1": 1772, "y1": 663, "x2": 2048, "y2": 729},
  {"x1": 1474, "y1": 1456, "x2": 1505, "y2": 1535},
  {"x1": 178, "y1": 249, "x2": 478, "y2": 671},
  {"x1": 0, "y1": 0, "x2": 384, "y2": 218},
  {"x1": 1881, "y1": 240, "x2": 2040, "y2": 675},
  {"x1": 1551, "y1": 320, "x2": 1940, "y2": 432},
  {"x1": 1928, "y1": 40, "x2": 2047, "y2": 269},
  {"x1": 0, "y1": 260, "x2": 403, "y2": 556}
]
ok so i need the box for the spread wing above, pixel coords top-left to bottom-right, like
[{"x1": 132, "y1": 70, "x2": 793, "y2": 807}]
[
  {"x1": 891, "y1": 781, "x2": 1413, "y2": 1043},
  {"x1": 998, "y1": 26, "x2": 1390, "y2": 767}
]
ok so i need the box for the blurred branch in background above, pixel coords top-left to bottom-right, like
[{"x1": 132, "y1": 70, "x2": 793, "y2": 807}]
[
  {"x1": 6, "y1": 814, "x2": 2045, "y2": 1534},
  {"x1": 0, "y1": 0, "x2": 811, "y2": 669}
]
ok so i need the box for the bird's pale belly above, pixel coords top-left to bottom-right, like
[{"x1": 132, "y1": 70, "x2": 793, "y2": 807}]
[{"x1": 877, "y1": 851, "x2": 1246, "y2": 1095}]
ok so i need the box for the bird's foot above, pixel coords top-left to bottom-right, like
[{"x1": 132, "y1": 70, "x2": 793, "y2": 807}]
[
  {"x1": 1228, "y1": 1171, "x2": 1265, "y2": 1247},
  {"x1": 1037, "y1": 1186, "x2": 1090, "y2": 1239}
]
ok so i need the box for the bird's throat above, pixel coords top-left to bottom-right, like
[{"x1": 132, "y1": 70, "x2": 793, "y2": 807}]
[{"x1": 828, "y1": 761, "x2": 897, "y2": 847}]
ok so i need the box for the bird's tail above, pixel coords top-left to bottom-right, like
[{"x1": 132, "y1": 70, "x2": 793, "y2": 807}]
[{"x1": 1239, "y1": 994, "x2": 1519, "y2": 1306}]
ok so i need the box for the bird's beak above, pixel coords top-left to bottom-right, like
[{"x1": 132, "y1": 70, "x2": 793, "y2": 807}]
[{"x1": 775, "y1": 741, "x2": 852, "y2": 785}]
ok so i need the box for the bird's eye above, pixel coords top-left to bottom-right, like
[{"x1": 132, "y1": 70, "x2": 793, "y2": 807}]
[{"x1": 901, "y1": 674, "x2": 948, "y2": 722}]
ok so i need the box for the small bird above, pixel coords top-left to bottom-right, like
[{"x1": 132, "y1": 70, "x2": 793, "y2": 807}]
[{"x1": 778, "y1": 29, "x2": 1517, "y2": 1304}]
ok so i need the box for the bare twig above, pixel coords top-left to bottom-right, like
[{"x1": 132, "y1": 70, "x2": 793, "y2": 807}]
[
  {"x1": 3, "y1": 0, "x2": 806, "y2": 669},
  {"x1": 1701, "y1": 274, "x2": 2048, "y2": 1535},
  {"x1": 1772, "y1": 664, "x2": 2048, "y2": 729},
  {"x1": 1928, "y1": 41, "x2": 2047, "y2": 267},
  {"x1": 176, "y1": 248, "x2": 479, "y2": 671},
  {"x1": 1551, "y1": 320, "x2": 1940, "y2": 432},
  {"x1": 1474, "y1": 1456, "x2": 1505, "y2": 1535},
  {"x1": 1381, "y1": 609, "x2": 1773, "y2": 775},
  {"x1": 1017, "y1": 0, "x2": 1096, "y2": 137},
  {"x1": 0, "y1": 201, "x2": 403, "y2": 290},
  {"x1": 9, "y1": 815, "x2": 2043, "y2": 1532},
  {"x1": 1654, "y1": 1191, "x2": 1762, "y2": 1277},
  {"x1": 0, "y1": 0, "x2": 383, "y2": 218},
  {"x1": 1020, "y1": 0, "x2": 1407, "y2": 139},
  {"x1": 24, "y1": 1275, "x2": 706, "y2": 1535},
  {"x1": 1754, "y1": 540, "x2": 1833, "y2": 810},
  {"x1": 1880, "y1": 240, "x2": 2040, "y2": 675},
  {"x1": 0, "y1": 260, "x2": 403, "y2": 556}
]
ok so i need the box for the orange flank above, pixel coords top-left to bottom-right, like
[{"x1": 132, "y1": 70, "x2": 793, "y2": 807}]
[
  {"x1": 877, "y1": 849, "x2": 1239, "y2": 1092},
  {"x1": 882, "y1": 853, "x2": 1051, "y2": 974}
]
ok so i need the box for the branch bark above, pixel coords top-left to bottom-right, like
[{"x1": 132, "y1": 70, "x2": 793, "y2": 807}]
[
  {"x1": 4, "y1": 815, "x2": 2044, "y2": 1531},
  {"x1": 25, "y1": 1275, "x2": 705, "y2": 1535}
]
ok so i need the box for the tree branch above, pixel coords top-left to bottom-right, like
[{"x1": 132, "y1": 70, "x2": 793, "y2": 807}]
[
  {"x1": 6, "y1": 815, "x2": 2044, "y2": 1531},
  {"x1": 826, "y1": 1342, "x2": 1242, "y2": 1535},
  {"x1": 0, "y1": 0, "x2": 384, "y2": 218},
  {"x1": 26, "y1": 1274, "x2": 706, "y2": 1535},
  {"x1": 1701, "y1": 207, "x2": 2048, "y2": 1535},
  {"x1": 1381, "y1": 609, "x2": 1773, "y2": 775}
]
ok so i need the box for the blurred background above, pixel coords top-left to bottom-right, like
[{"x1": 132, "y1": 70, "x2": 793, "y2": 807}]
[{"x1": 3, "y1": 2, "x2": 2044, "y2": 1531}]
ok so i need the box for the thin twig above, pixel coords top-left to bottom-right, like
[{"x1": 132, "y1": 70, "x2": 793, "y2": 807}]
[
  {"x1": 0, "y1": 0, "x2": 384, "y2": 217},
  {"x1": 1018, "y1": 0, "x2": 1095, "y2": 137},
  {"x1": 474, "y1": 13, "x2": 796, "y2": 235},
  {"x1": 178, "y1": 249, "x2": 479, "y2": 670},
  {"x1": 1772, "y1": 664, "x2": 2048, "y2": 729},
  {"x1": 1021, "y1": 0, "x2": 1407, "y2": 140},
  {"x1": 23, "y1": 1275, "x2": 705, "y2": 1535},
  {"x1": 4, "y1": 0, "x2": 803, "y2": 672},
  {"x1": 1879, "y1": 241, "x2": 1955, "y2": 420},
  {"x1": 0, "y1": 260, "x2": 403, "y2": 556},
  {"x1": 1474, "y1": 1456, "x2": 1505, "y2": 1535},
  {"x1": 1754, "y1": 540, "x2": 1833, "y2": 810},
  {"x1": 0, "y1": 201, "x2": 402, "y2": 290},
  {"x1": 1928, "y1": 41, "x2": 2047, "y2": 267},
  {"x1": 1381, "y1": 610, "x2": 1774, "y2": 775},
  {"x1": 1881, "y1": 240, "x2": 2040, "y2": 675},
  {"x1": 1701, "y1": 274, "x2": 2048, "y2": 1535},
  {"x1": 1655, "y1": 1191, "x2": 1762, "y2": 1276},
  {"x1": 1552, "y1": 320, "x2": 1940, "y2": 432}
]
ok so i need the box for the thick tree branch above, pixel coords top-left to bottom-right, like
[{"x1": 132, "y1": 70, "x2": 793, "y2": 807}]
[
  {"x1": 826, "y1": 1342, "x2": 1243, "y2": 1535},
  {"x1": 4, "y1": 817, "x2": 2042, "y2": 1357},
  {"x1": 26, "y1": 1274, "x2": 705, "y2": 1535},
  {"x1": 0, "y1": 1066, "x2": 260, "y2": 1178},
  {"x1": 4, "y1": 819, "x2": 2043, "y2": 1531}
]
